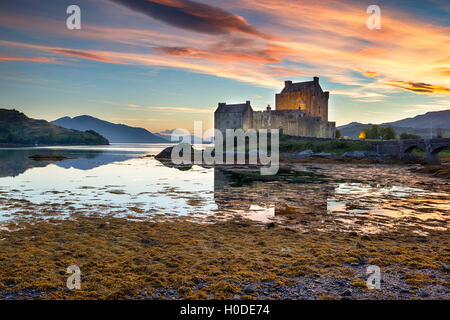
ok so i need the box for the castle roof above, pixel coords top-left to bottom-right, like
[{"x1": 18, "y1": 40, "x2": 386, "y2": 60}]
[
  {"x1": 280, "y1": 81, "x2": 316, "y2": 93},
  {"x1": 215, "y1": 102, "x2": 252, "y2": 113}
]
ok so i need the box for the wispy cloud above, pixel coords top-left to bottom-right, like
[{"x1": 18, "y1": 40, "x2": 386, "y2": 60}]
[
  {"x1": 0, "y1": 56, "x2": 60, "y2": 63},
  {"x1": 1, "y1": 0, "x2": 449, "y2": 124},
  {"x1": 149, "y1": 106, "x2": 211, "y2": 113},
  {"x1": 384, "y1": 80, "x2": 450, "y2": 94},
  {"x1": 110, "y1": 0, "x2": 273, "y2": 39}
]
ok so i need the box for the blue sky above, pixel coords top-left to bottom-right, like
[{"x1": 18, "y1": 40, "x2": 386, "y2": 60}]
[{"x1": 0, "y1": 0, "x2": 449, "y2": 132}]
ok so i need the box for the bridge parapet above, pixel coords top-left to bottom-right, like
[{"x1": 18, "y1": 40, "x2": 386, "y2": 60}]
[{"x1": 368, "y1": 138, "x2": 450, "y2": 165}]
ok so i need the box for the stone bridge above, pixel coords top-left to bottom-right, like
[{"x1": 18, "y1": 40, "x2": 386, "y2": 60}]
[{"x1": 369, "y1": 138, "x2": 450, "y2": 164}]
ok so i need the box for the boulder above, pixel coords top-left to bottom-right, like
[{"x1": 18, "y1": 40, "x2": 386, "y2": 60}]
[
  {"x1": 296, "y1": 150, "x2": 314, "y2": 158},
  {"x1": 315, "y1": 152, "x2": 335, "y2": 158},
  {"x1": 352, "y1": 151, "x2": 367, "y2": 158},
  {"x1": 155, "y1": 143, "x2": 194, "y2": 160}
]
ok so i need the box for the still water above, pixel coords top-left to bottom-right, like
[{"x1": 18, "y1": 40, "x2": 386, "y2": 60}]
[{"x1": 0, "y1": 144, "x2": 448, "y2": 234}]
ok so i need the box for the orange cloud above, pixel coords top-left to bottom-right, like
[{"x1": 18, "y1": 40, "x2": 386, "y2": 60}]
[
  {"x1": 49, "y1": 49, "x2": 126, "y2": 64},
  {"x1": 152, "y1": 43, "x2": 289, "y2": 63},
  {"x1": 433, "y1": 67, "x2": 450, "y2": 77},
  {"x1": 363, "y1": 71, "x2": 379, "y2": 78},
  {"x1": 0, "y1": 0, "x2": 449, "y2": 96},
  {"x1": 0, "y1": 56, "x2": 59, "y2": 63},
  {"x1": 384, "y1": 80, "x2": 450, "y2": 94}
]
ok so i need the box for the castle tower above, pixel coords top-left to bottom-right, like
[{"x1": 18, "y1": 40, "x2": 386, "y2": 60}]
[{"x1": 275, "y1": 77, "x2": 329, "y2": 122}]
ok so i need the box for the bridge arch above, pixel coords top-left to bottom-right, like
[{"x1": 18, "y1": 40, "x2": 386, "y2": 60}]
[
  {"x1": 424, "y1": 141, "x2": 450, "y2": 165},
  {"x1": 402, "y1": 144, "x2": 425, "y2": 154},
  {"x1": 430, "y1": 145, "x2": 449, "y2": 155}
]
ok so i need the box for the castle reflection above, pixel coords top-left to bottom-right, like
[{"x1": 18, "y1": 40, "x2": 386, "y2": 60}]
[{"x1": 213, "y1": 168, "x2": 335, "y2": 221}]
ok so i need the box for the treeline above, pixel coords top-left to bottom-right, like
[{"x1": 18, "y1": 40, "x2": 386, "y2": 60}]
[
  {"x1": 358, "y1": 125, "x2": 428, "y2": 140},
  {"x1": 359, "y1": 125, "x2": 396, "y2": 140},
  {"x1": 399, "y1": 132, "x2": 421, "y2": 140},
  {"x1": 0, "y1": 128, "x2": 109, "y2": 145}
]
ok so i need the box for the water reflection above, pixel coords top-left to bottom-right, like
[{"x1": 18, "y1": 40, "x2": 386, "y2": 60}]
[
  {"x1": 213, "y1": 167, "x2": 333, "y2": 216},
  {"x1": 212, "y1": 165, "x2": 449, "y2": 233},
  {"x1": 0, "y1": 144, "x2": 168, "y2": 177},
  {"x1": 0, "y1": 145, "x2": 448, "y2": 234}
]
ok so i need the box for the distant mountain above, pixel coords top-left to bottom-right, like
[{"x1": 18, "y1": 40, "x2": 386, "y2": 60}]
[
  {"x1": 52, "y1": 115, "x2": 168, "y2": 143},
  {"x1": 383, "y1": 110, "x2": 450, "y2": 129},
  {"x1": 0, "y1": 109, "x2": 109, "y2": 146},
  {"x1": 338, "y1": 110, "x2": 450, "y2": 139}
]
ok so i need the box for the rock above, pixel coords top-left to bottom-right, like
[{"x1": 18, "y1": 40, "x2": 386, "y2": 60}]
[
  {"x1": 243, "y1": 283, "x2": 258, "y2": 293},
  {"x1": 366, "y1": 151, "x2": 379, "y2": 158},
  {"x1": 335, "y1": 279, "x2": 347, "y2": 287},
  {"x1": 266, "y1": 222, "x2": 276, "y2": 229},
  {"x1": 341, "y1": 289, "x2": 352, "y2": 296},
  {"x1": 315, "y1": 152, "x2": 335, "y2": 158},
  {"x1": 155, "y1": 144, "x2": 194, "y2": 160},
  {"x1": 342, "y1": 151, "x2": 379, "y2": 159},
  {"x1": 297, "y1": 150, "x2": 314, "y2": 158},
  {"x1": 419, "y1": 289, "x2": 429, "y2": 298},
  {"x1": 342, "y1": 152, "x2": 353, "y2": 158},
  {"x1": 155, "y1": 146, "x2": 175, "y2": 159},
  {"x1": 400, "y1": 288, "x2": 410, "y2": 294},
  {"x1": 353, "y1": 151, "x2": 367, "y2": 158}
]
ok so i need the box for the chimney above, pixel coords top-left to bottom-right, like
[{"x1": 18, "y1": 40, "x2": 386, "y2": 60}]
[
  {"x1": 284, "y1": 80, "x2": 292, "y2": 87},
  {"x1": 246, "y1": 100, "x2": 251, "y2": 106},
  {"x1": 325, "y1": 91, "x2": 329, "y2": 98},
  {"x1": 218, "y1": 102, "x2": 226, "y2": 107},
  {"x1": 313, "y1": 77, "x2": 319, "y2": 86},
  {"x1": 266, "y1": 104, "x2": 271, "y2": 111}
]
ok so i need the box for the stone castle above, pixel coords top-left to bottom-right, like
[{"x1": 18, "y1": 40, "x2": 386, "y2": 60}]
[{"x1": 214, "y1": 77, "x2": 336, "y2": 139}]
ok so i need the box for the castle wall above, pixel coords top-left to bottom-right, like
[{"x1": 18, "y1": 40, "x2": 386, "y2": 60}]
[
  {"x1": 252, "y1": 110, "x2": 335, "y2": 139},
  {"x1": 214, "y1": 107, "x2": 253, "y2": 139}
]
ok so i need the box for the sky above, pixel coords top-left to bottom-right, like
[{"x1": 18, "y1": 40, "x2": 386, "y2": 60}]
[{"x1": 0, "y1": 0, "x2": 449, "y2": 133}]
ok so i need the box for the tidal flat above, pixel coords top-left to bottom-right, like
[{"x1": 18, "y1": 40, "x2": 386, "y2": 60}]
[
  {"x1": 0, "y1": 214, "x2": 448, "y2": 299},
  {"x1": 0, "y1": 145, "x2": 448, "y2": 299}
]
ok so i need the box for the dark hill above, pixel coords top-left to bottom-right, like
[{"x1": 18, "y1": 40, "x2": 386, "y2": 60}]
[
  {"x1": 383, "y1": 110, "x2": 450, "y2": 129},
  {"x1": 52, "y1": 115, "x2": 168, "y2": 143},
  {"x1": 0, "y1": 109, "x2": 109, "y2": 146},
  {"x1": 338, "y1": 110, "x2": 450, "y2": 139}
]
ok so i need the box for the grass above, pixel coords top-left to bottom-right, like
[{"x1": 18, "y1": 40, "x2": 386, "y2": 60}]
[
  {"x1": 411, "y1": 147, "x2": 450, "y2": 158},
  {"x1": 217, "y1": 135, "x2": 370, "y2": 155},
  {"x1": 279, "y1": 136, "x2": 370, "y2": 154}
]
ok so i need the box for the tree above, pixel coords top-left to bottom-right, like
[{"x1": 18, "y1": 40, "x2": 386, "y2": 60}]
[
  {"x1": 370, "y1": 125, "x2": 382, "y2": 139},
  {"x1": 400, "y1": 132, "x2": 421, "y2": 140},
  {"x1": 336, "y1": 129, "x2": 342, "y2": 139},
  {"x1": 361, "y1": 125, "x2": 396, "y2": 140},
  {"x1": 381, "y1": 126, "x2": 396, "y2": 140}
]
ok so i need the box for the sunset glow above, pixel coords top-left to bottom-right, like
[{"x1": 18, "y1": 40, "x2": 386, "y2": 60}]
[{"x1": 0, "y1": 0, "x2": 448, "y2": 132}]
